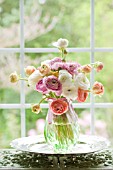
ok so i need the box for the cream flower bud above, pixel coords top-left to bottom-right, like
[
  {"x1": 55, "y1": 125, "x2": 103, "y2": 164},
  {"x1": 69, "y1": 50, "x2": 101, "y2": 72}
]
[
  {"x1": 28, "y1": 70, "x2": 42, "y2": 89},
  {"x1": 53, "y1": 38, "x2": 69, "y2": 48},
  {"x1": 31, "y1": 104, "x2": 41, "y2": 114},
  {"x1": 24, "y1": 66, "x2": 36, "y2": 76},
  {"x1": 9, "y1": 71, "x2": 19, "y2": 83},
  {"x1": 75, "y1": 73, "x2": 90, "y2": 90}
]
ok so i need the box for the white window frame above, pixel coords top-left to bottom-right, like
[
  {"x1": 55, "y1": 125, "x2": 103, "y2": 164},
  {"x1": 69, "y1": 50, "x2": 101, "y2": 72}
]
[{"x1": 0, "y1": 0, "x2": 113, "y2": 137}]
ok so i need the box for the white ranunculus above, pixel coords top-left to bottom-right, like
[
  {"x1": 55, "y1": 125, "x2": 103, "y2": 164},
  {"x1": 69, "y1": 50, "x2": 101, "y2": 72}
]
[
  {"x1": 53, "y1": 38, "x2": 69, "y2": 48},
  {"x1": 59, "y1": 70, "x2": 72, "y2": 77},
  {"x1": 62, "y1": 85, "x2": 78, "y2": 100},
  {"x1": 28, "y1": 70, "x2": 42, "y2": 89},
  {"x1": 75, "y1": 73, "x2": 90, "y2": 90},
  {"x1": 59, "y1": 70, "x2": 72, "y2": 85}
]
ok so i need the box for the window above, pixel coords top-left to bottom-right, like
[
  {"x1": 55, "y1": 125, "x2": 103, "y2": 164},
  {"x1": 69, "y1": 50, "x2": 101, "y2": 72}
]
[{"x1": 0, "y1": 0, "x2": 113, "y2": 148}]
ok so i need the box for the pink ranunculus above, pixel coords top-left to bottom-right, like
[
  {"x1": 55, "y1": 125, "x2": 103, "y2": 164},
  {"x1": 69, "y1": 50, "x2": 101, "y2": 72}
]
[
  {"x1": 66, "y1": 62, "x2": 81, "y2": 75},
  {"x1": 36, "y1": 79, "x2": 48, "y2": 94},
  {"x1": 51, "y1": 62, "x2": 66, "y2": 71},
  {"x1": 50, "y1": 99, "x2": 68, "y2": 115},
  {"x1": 43, "y1": 75, "x2": 62, "y2": 95},
  {"x1": 77, "y1": 88, "x2": 89, "y2": 102},
  {"x1": 92, "y1": 81, "x2": 104, "y2": 96},
  {"x1": 49, "y1": 57, "x2": 62, "y2": 66}
]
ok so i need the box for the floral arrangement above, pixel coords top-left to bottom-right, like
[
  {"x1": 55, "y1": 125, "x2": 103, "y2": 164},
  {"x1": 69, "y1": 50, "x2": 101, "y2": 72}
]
[
  {"x1": 10, "y1": 38, "x2": 104, "y2": 115},
  {"x1": 9, "y1": 38, "x2": 104, "y2": 152}
]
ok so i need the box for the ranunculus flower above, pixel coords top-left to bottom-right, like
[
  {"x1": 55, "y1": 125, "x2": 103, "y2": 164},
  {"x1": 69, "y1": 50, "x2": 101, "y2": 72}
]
[
  {"x1": 51, "y1": 62, "x2": 64, "y2": 71},
  {"x1": 31, "y1": 104, "x2": 41, "y2": 114},
  {"x1": 75, "y1": 73, "x2": 90, "y2": 90},
  {"x1": 59, "y1": 69, "x2": 72, "y2": 77},
  {"x1": 96, "y1": 62, "x2": 104, "y2": 72},
  {"x1": 50, "y1": 99, "x2": 68, "y2": 115},
  {"x1": 62, "y1": 85, "x2": 78, "y2": 100},
  {"x1": 77, "y1": 88, "x2": 89, "y2": 102},
  {"x1": 81, "y1": 64, "x2": 92, "y2": 73},
  {"x1": 43, "y1": 76, "x2": 62, "y2": 95},
  {"x1": 38, "y1": 63, "x2": 51, "y2": 76},
  {"x1": 66, "y1": 62, "x2": 81, "y2": 75},
  {"x1": 52, "y1": 38, "x2": 69, "y2": 49},
  {"x1": 59, "y1": 70, "x2": 72, "y2": 85},
  {"x1": 9, "y1": 71, "x2": 19, "y2": 83},
  {"x1": 49, "y1": 57, "x2": 62, "y2": 66},
  {"x1": 28, "y1": 70, "x2": 42, "y2": 89},
  {"x1": 36, "y1": 79, "x2": 48, "y2": 94},
  {"x1": 24, "y1": 66, "x2": 36, "y2": 76},
  {"x1": 92, "y1": 81, "x2": 104, "y2": 96}
]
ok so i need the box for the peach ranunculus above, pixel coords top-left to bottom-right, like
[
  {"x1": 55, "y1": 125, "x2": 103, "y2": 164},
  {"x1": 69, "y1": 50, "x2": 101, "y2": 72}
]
[
  {"x1": 77, "y1": 88, "x2": 89, "y2": 102},
  {"x1": 24, "y1": 66, "x2": 36, "y2": 76},
  {"x1": 81, "y1": 64, "x2": 92, "y2": 73},
  {"x1": 38, "y1": 63, "x2": 51, "y2": 76},
  {"x1": 92, "y1": 81, "x2": 104, "y2": 96},
  {"x1": 96, "y1": 62, "x2": 104, "y2": 72},
  {"x1": 50, "y1": 99, "x2": 68, "y2": 115},
  {"x1": 93, "y1": 61, "x2": 104, "y2": 72}
]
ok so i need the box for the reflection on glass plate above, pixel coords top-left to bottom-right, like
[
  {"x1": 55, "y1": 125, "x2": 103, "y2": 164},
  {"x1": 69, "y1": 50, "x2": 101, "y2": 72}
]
[{"x1": 10, "y1": 135, "x2": 110, "y2": 155}]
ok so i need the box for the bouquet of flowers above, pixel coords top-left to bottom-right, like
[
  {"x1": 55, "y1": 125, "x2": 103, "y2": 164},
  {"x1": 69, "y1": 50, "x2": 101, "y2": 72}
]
[{"x1": 10, "y1": 38, "x2": 104, "y2": 152}]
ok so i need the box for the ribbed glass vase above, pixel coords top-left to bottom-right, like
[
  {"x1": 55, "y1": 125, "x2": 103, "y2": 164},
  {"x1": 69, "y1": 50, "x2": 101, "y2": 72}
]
[{"x1": 44, "y1": 101, "x2": 80, "y2": 153}]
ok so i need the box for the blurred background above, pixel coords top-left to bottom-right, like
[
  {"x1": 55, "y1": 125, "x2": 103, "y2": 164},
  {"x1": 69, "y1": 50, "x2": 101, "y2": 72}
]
[{"x1": 0, "y1": 0, "x2": 113, "y2": 148}]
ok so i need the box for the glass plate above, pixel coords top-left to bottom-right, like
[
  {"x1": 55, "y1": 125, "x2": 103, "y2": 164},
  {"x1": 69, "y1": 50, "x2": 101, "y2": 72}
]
[{"x1": 10, "y1": 135, "x2": 110, "y2": 155}]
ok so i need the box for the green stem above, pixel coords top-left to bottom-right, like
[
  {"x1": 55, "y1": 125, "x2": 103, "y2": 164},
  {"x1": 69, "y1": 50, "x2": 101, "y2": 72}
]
[
  {"x1": 61, "y1": 49, "x2": 64, "y2": 60},
  {"x1": 19, "y1": 77, "x2": 28, "y2": 81},
  {"x1": 39, "y1": 96, "x2": 47, "y2": 105}
]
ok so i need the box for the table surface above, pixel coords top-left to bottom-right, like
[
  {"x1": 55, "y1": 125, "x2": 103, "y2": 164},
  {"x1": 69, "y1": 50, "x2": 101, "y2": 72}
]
[{"x1": 0, "y1": 148, "x2": 113, "y2": 169}]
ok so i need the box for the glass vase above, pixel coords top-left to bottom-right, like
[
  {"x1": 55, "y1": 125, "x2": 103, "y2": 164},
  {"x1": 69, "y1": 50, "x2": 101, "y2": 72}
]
[{"x1": 44, "y1": 101, "x2": 80, "y2": 153}]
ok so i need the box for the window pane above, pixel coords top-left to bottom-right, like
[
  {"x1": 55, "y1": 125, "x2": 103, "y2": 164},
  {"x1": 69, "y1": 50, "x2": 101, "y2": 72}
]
[
  {"x1": 77, "y1": 109, "x2": 90, "y2": 135},
  {"x1": 95, "y1": 0, "x2": 113, "y2": 47},
  {"x1": 95, "y1": 53, "x2": 113, "y2": 103},
  {"x1": 95, "y1": 108, "x2": 113, "y2": 147},
  {"x1": 0, "y1": 109, "x2": 21, "y2": 148},
  {"x1": 0, "y1": 1, "x2": 20, "y2": 48},
  {"x1": 0, "y1": 53, "x2": 20, "y2": 103},
  {"x1": 26, "y1": 108, "x2": 47, "y2": 136},
  {"x1": 24, "y1": 0, "x2": 90, "y2": 48}
]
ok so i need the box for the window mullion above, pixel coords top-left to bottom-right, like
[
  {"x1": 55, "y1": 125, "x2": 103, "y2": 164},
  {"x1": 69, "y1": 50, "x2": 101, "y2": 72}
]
[
  {"x1": 90, "y1": 0, "x2": 95, "y2": 135},
  {"x1": 20, "y1": 0, "x2": 26, "y2": 137}
]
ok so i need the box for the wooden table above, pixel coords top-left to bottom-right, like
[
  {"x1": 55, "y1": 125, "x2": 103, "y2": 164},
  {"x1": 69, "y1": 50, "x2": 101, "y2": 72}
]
[{"x1": 0, "y1": 149, "x2": 113, "y2": 169}]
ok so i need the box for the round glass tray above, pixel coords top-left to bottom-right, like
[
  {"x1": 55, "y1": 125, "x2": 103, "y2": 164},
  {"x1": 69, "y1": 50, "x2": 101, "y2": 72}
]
[{"x1": 10, "y1": 135, "x2": 110, "y2": 155}]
